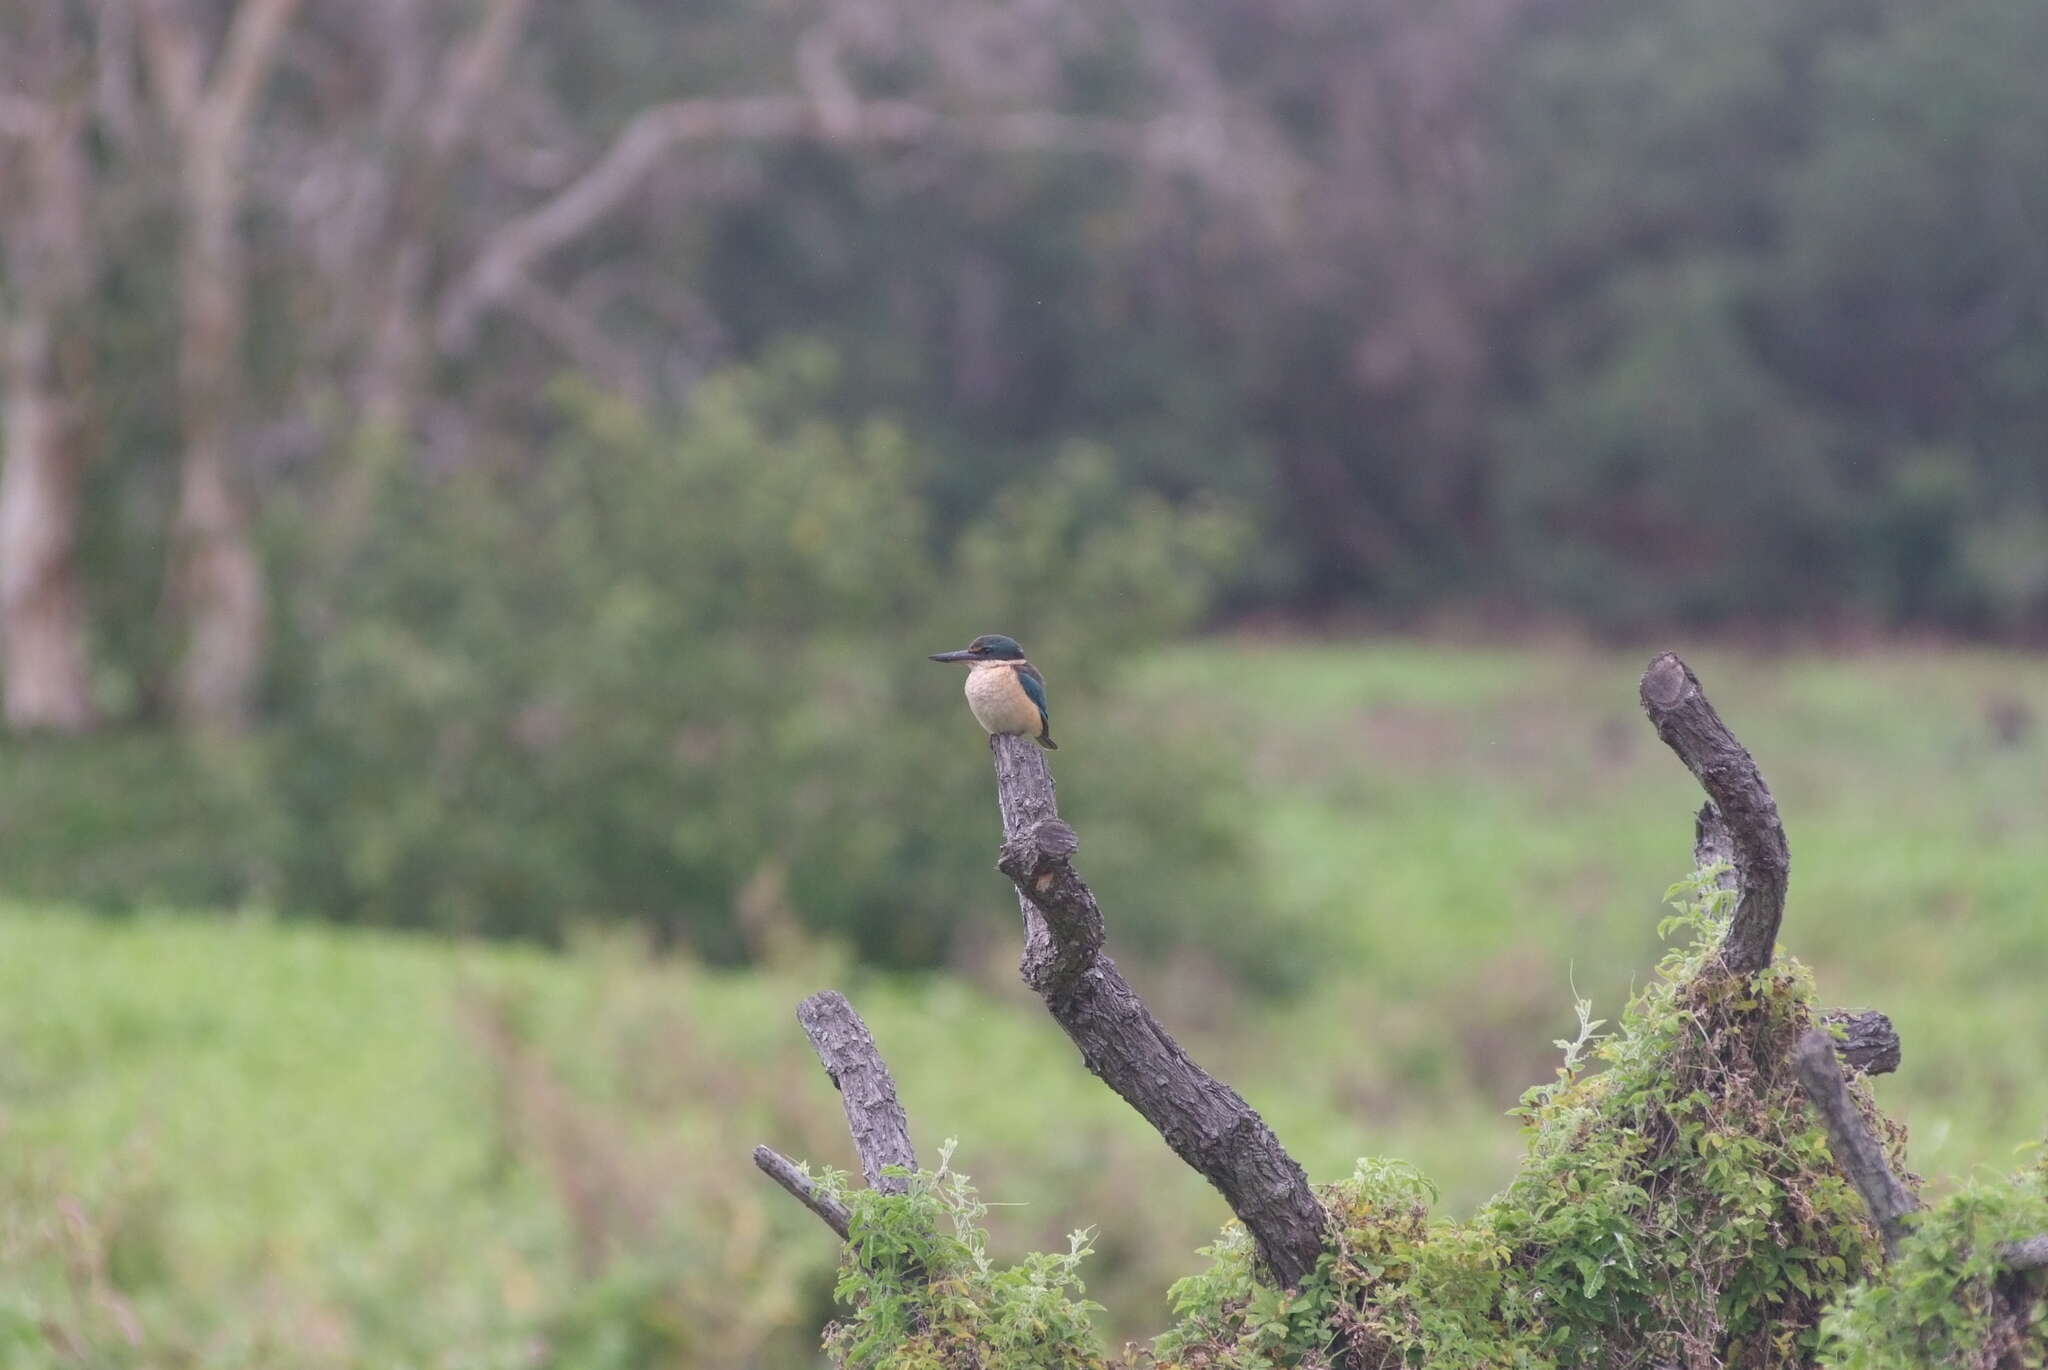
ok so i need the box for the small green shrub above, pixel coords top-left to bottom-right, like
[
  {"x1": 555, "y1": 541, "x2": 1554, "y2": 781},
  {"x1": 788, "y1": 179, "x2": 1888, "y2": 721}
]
[{"x1": 821, "y1": 1141, "x2": 1106, "y2": 1370}]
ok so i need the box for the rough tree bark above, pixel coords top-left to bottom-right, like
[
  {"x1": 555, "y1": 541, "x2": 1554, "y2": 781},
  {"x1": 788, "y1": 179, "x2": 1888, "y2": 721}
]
[
  {"x1": 1792, "y1": 1028, "x2": 1917, "y2": 1259},
  {"x1": 1640, "y1": 652, "x2": 1790, "y2": 975},
  {"x1": 139, "y1": 0, "x2": 304, "y2": 733},
  {"x1": 795, "y1": 990, "x2": 917, "y2": 1194},
  {"x1": 0, "y1": 4, "x2": 102, "y2": 734},
  {"x1": 756, "y1": 991, "x2": 920, "y2": 1265},
  {"x1": 986, "y1": 732, "x2": 1329, "y2": 1291},
  {"x1": 1822, "y1": 1009, "x2": 1901, "y2": 1077}
]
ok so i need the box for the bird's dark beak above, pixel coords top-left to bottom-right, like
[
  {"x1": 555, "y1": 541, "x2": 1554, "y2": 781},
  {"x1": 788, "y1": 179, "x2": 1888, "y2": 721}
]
[{"x1": 928, "y1": 649, "x2": 973, "y2": 662}]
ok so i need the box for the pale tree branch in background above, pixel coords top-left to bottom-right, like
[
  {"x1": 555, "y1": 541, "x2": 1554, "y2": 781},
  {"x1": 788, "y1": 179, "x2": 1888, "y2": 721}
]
[
  {"x1": 0, "y1": 95, "x2": 49, "y2": 140},
  {"x1": 94, "y1": 0, "x2": 143, "y2": 152},
  {"x1": 135, "y1": 0, "x2": 205, "y2": 128},
  {"x1": 1640, "y1": 653, "x2": 1790, "y2": 975},
  {"x1": 424, "y1": 0, "x2": 535, "y2": 158},
  {"x1": 201, "y1": 0, "x2": 301, "y2": 140},
  {"x1": 434, "y1": 79, "x2": 1263, "y2": 353},
  {"x1": 502, "y1": 278, "x2": 652, "y2": 408},
  {"x1": 135, "y1": 0, "x2": 305, "y2": 733},
  {"x1": 0, "y1": 3, "x2": 102, "y2": 735},
  {"x1": 986, "y1": 733, "x2": 1329, "y2": 1290}
]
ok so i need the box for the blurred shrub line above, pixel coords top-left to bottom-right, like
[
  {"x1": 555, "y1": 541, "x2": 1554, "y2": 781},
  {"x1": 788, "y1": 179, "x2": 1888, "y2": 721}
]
[{"x1": 9, "y1": 347, "x2": 1285, "y2": 978}]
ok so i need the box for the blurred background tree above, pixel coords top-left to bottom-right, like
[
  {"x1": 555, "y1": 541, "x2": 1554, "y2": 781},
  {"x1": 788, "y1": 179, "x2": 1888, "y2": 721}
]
[{"x1": 4, "y1": 0, "x2": 2047, "y2": 951}]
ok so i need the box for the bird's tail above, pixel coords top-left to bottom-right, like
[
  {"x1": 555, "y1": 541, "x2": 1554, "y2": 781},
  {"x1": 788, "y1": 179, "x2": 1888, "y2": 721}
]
[{"x1": 1037, "y1": 731, "x2": 1059, "y2": 750}]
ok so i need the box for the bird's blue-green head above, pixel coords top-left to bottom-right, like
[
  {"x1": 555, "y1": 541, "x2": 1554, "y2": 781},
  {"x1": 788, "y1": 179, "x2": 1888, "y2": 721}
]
[{"x1": 928, "y1": 633, "x2": 1026, "y2": 663}]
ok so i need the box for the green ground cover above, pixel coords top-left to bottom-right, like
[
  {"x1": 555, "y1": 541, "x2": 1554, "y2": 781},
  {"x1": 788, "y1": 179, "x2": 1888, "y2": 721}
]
[{"x1": 0, "y1": 642, "x2": 2042, "y2": 1367}]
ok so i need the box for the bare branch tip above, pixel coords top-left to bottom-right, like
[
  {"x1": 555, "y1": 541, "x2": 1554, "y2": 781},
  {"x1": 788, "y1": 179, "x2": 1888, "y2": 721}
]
[
  {"x1": 753, "y1": 1143, "x2": 852, "y2": 1241},
  {"x1": 1640, "y1": 651, "x2": 1694, "y2": 709}
]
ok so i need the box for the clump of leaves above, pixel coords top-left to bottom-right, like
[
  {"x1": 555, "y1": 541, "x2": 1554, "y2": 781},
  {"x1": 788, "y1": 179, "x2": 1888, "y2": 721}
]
[
  {"x1": 822, "y1": 1140, "x2": 1108, "y2": 1370},
  {"x1": 1151, "y1": 867, "x2": 1892, "y2": 1369},
  {"x1": 1819, "y1": 1150, "x2": 2048, "y2": 1370}
]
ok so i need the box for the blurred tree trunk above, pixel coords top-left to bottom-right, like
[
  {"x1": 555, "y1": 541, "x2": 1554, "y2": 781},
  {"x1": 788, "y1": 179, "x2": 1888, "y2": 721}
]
[
  {"x1": 139, "y1": 0, "x2": 301, "y2": 732},
  {"x1": 308, "y1": 0, "x2": 534, "y2": 591},
  {"x1": 0, "y1": 8, "x2": 102, "y2": 734},
  {"x1": 0, "y1": 320, "x2": 98, "y2": 735}
]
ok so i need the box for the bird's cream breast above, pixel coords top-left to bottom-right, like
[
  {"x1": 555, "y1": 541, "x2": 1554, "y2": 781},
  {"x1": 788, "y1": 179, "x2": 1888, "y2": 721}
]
[{"x1": 963, "y1": 662, "x2": 1042, "y2": 736}]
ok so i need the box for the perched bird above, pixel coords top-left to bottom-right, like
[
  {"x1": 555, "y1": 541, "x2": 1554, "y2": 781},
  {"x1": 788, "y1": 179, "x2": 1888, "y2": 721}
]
[{"x1": 927, "y1": 634, "x2": 1058, "y2": 749}]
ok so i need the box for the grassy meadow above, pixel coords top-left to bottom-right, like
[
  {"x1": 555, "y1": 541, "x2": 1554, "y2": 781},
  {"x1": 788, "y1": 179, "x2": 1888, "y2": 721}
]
[{"x1": 1, "y1": 640, "x2": 2044, "y2": 1368}]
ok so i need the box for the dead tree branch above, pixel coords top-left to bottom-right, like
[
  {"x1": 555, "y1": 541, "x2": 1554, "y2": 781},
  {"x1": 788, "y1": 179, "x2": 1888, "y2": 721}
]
[
  {"x1": 1641, "y1": 653, "x2": 1790, "y2": 975},
  {"x1": 757, "y1": 993, "x2": 930, "y2": 1281},
  {"x1": 1792, "y1": 1028, "x2": 1916, "y2": 1259},
  {"x1": 753, "y1": 1144, "x2": 853, "y2": 1240},
  {"x1": 797, "y1": 990, "x2": 917, "y2": 1194},
  {"x1": 1695, "y1": 802, "x2": 1898, "y2": 1075},
  {"x1": 1823, "y1": 1009, "x2": 1901, "y2": 1076},
  {"x1": 986, "y1": 733, "x2": 1328, "y2": 1290}
]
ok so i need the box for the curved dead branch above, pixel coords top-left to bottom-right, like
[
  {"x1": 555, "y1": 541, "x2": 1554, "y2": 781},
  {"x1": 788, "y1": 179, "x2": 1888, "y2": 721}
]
[
  {"x1": 1792, "y1": 1028, "x2": 1916, "y2": 1259},
  {"x1": 1641, "y1": 653, "x2": 1789, "y2": 974},
  {"x1": 797, "y1": 990, "x2": 917, "y2": 1194},
  {"x1": 1697, "y1": 799, "x2": 1898, "y2": 1075},
  {"x1": 986, "y1": 733, "x2": 1328, "y2": 1290}
]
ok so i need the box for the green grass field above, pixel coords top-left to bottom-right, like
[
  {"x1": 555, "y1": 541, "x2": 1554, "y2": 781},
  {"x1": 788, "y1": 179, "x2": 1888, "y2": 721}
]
[{"x1": 1, "y1": 642, "x2": 2043, "y2": 1367}]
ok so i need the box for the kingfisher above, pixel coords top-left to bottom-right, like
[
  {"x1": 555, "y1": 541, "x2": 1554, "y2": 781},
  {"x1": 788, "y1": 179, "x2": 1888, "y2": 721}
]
[{"x1": 927, "y1": 634, "x2": 1058, "y2": 749}]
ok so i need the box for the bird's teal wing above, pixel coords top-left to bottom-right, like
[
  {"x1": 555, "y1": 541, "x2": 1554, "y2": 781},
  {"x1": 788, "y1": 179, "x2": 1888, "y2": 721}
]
[{"x1": 1015, "y1": 662, "x2": 1052, "y2": 732}]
